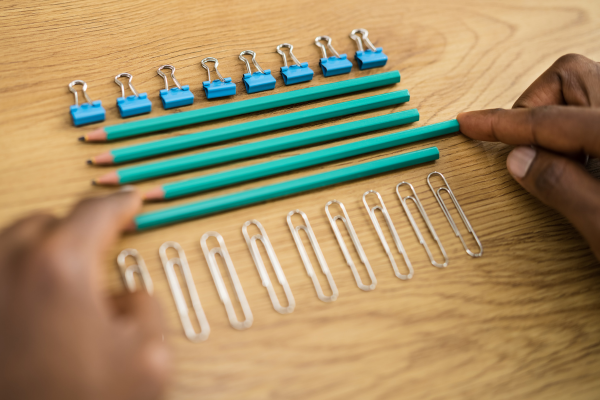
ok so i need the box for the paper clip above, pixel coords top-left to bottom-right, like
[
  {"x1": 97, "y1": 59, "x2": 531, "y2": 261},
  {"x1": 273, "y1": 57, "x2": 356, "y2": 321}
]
[
  {"x1": 427, "y1": 172, "x2": 483, "y2": 257},
  {"x1": 287, "y1": 210, "x2": 338, "y2": 302},
  {"x1": 159, "y1": 241, "x2": 210, "y2": 342},
  {"x1": 242, "y1": 220, "x2": 295, "y2": 314},
  {"x1": 396, "y1": 182, "x2": 449, "y2": 268},
  {"x1": 350, "y1": 29, "x2": 388, "y2": 70},
  {"x1": 114, "y1": 73, "x2": 152, "y2": 118},
  {"x1": 157, "y1": 65, "x2": 195, "y2": 109},
  {"x1": 362, "y1": 190, "x2": 414, "y2": 280},
  {"x1": 239, "y1": 50, "x2": 276, "y2": 94},
  {"x1": 117, "y1": 249, "x2": 154, "y2": 294},
  {"x1": 276, "y1": 43, "x2": 314, "y2": 85},
  {"x1": 201, "y1": 57, "x2": 236, "y2": 99},
  {"x1": 68, "y1": 80, "x2": 105, "y2": 126},
  {"x1": 200, "y1": 232, "x2": 253, "y2": 330},
  {"x1": 325, "y1": 200, "x2": 377, "y2": 291},
  {"x1": 314, "y1": 36, "x2": 353, "y2": 77}
]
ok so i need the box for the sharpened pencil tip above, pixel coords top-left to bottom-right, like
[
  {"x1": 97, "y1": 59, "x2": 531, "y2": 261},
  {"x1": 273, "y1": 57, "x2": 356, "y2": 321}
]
[
  {"x1": 87, "y1": 159, "x2": 93, "y2": 165},
  {"x1": 91, "y1": 180, "x2": 97, "y2": 186},
  {"x1": 78, "y1": 136, "x2": 85, "y2": 142}
]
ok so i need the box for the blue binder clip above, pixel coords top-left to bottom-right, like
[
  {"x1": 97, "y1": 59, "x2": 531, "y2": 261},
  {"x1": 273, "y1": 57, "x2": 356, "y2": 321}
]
[
  {"x1": 276, "y1": 43, "x2": 314, "y2": 85},
  {"x1": 201, "y1": 57, "x2": 236, "y2": 99},
  {"x1": 315, "y1": 36, "x2": 353, "y2": 77},
  {"x1": 157, "y1": 65, "x2": 195, "y2": 109},
  {"x1": 114, "y1": 73, "x2": 152, "y2": 118},
  {"x1": 350, "y1": 29, "x2": 388, "y2": 70},
  {"x1": 68, "y1": 80, "x2": 105, "y2": 127},
  {"x1": 239, "y1": 50, "x2": 276, "y2": 94}
]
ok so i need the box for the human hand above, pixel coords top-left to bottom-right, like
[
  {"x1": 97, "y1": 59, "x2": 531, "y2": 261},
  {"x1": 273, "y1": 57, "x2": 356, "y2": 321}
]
[
  {"x1": 0, "y1": 190, "x2": 169, "y2": 400},
  {"x1": 457, "y1": 54, "x2": 600, "y2": 261}
]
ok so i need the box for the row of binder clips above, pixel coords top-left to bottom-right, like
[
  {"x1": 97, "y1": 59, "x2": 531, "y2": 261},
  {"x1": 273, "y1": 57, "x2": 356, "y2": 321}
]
[
  {"x1": 117, "y1": 172, "x2": 483, "y2": 342},
  {"x1": 68, "y1": 29, "x2": 388, "y2": 126}
]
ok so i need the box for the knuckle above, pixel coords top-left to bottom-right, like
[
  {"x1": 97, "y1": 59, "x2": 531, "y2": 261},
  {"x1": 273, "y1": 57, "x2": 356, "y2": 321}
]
[
  {"x1": 534, "y1": 157, "x2": 568, "y2": 196},
  {"x1": 554, "y1": 53, "x2": 587, "y2": 68}
]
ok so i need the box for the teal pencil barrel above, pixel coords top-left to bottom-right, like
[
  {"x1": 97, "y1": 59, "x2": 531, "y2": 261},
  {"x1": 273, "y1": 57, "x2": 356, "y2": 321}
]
[
  {"x1": 134, "y1": 147, "x2": 439, "y2": 230},
  {"x1": 116, "y1": 107, "x2": 417, "y2": 184},
  {"x1": 162, "y1": 119, "x2": 458, "y2": 199},
  {"x1": 110, "y1": 90, "x2": 410, "y2": 163},
  {"x1": 104, "y1": 71, "x2": 401, "y2": 141}
]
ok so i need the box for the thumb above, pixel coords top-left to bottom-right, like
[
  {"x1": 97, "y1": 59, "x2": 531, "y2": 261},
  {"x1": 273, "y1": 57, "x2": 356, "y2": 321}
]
[{"x1": 507, "y1": 146, "x2": 600, "y2": 259}]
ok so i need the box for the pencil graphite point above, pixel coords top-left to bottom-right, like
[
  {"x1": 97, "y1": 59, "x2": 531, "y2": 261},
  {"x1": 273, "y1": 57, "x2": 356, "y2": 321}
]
[
  {"x1": 78, "y1": 136, "x2": 85, "y2": 142},
  {"x1": 85, "y1": 127, "x2": 108, "y2": 142},
  {"x1": 93, "y1": 171, "x2": 120, "y2": 186},
  {"x1": 86, "y1": 159, "x2": 92, "y2": 165},
  {"x1": 89, "y1": 152, "x2": 115, "y2": 166},
  {"x1": 143, "y1": 186, "x2": 166, "y2": 201}
]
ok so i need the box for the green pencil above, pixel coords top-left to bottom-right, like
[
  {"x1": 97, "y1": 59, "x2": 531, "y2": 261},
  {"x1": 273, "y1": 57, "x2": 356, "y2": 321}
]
[
  {"x1": 90, "y1": 90, "x2": 410, "y2": 165},
  {"x1": 134, "y1": 147, "x2": 439, "y2": 230},
  {"x1": 144, "y1": 119, "x2": 458, "y2": 200},
  {"x1": 83, "y1": 71, "x2": 401, "y2": 142},
  {"x1": 93, "y1": 109, "x2": 419, "y2": 185}
]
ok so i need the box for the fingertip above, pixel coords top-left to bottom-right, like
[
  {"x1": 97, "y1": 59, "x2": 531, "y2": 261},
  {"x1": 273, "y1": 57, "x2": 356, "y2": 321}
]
[{"x1": 507, "y1": 146, "x2": 537, "y2": 179}]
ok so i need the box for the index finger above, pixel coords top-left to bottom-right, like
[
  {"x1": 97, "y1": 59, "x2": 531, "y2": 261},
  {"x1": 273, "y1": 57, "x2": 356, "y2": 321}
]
[
  {"x1": 457, "y1": 106, "x2": 600, "y2": 158},
  {"x1": 44, "y1": 189, "x2": 142, "y2": 288}
]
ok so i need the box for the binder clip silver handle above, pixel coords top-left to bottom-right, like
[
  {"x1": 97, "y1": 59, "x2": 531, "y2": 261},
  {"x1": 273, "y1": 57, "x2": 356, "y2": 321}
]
[
  {"x1": 68, "y1": 80, "x2": 93, "y2": 106},
  {"x1": 239, "y1": 50, "x2": 266, "y2": 75},
  {"x1": 201, "y1": 57, "x2": 226, "y2": 83},
  {"x1": 114, "y1": 73, "x2": 140, "y2": 98},
  {"x1": 276, "y1": 43, "x2": 302, "y2": 67},
  {"x1": 157, "y1": 65, "x2": 182, "y2": 90},
  {"x1": 314, "y1": 36, "x2": 341, "y2": 59},
  {"x1": 350, "y1": 28, "x2": 377, "y2": 52}
]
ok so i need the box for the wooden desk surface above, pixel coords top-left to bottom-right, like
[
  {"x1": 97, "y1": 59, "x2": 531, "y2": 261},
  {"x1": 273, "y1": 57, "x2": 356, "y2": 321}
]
[{"x1": 2, "y1": 0, "x2": 600, "y2": 398}]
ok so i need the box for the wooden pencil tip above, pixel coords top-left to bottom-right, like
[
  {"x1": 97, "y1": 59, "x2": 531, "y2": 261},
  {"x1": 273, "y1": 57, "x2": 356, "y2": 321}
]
[
  {"x1": 93, "y1": 171, "x2": 120, "y2": 186},
  {"x1": 90, "y1": 152, "x2": 114, "y2": 166},
  {"x1": 143, "y1": 186, "x2": 166, "y2": 202},
  {"x1": 85, "y1": 127, "x2": 108, "y2": 142}
]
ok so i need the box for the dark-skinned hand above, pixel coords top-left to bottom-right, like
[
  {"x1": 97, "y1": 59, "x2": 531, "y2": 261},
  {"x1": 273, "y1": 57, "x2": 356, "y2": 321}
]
[
  {"x1": 0, "y1": 190, "x2": 170, "y2": 399},
  {"x1": 458, "y1": 53, "x2": 600, "y2": 261}
]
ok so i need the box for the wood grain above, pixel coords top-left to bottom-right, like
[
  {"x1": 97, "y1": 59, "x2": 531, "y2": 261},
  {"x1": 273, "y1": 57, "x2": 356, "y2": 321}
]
[{"x1": 1, "y1": 0, "x2": 600, "y2": 399}]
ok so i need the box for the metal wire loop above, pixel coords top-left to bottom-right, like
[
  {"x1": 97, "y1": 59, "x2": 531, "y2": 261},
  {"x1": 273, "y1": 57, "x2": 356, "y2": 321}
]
[
  {"x1": 239, "y1": 50, "x2": 266, "y2": 75},
  {"x1": 117, "y1": 249, "x2": 154, "y2": 294},
  {"x1": 325, "y1": 200, "x2": 377, "y2": 291},
  {"x1": 156, "y1": 65, "x2": 182, "y2": 90},
  {"x1": 68, "y1": 80, "x2": 92, "y2": 106},
  {"x1": 314, "y1": 36, "x2": 341, "y2": 59},
  {"x1": 287, "y1": 210, "x2": 339, "y2": 302},
  {"x1": 201, "y1": 231, "x2": 253, "y2": 330},
  {"x1": 427, "y1": 171, "x2": 483, "y2": 257},
  {"x1": 362, "y1": 190, "x2": 414, "y2": 280},
  {"x1": 276, "y1": 43, "x2": 301, "y2": 67},
  {"x1": 242, "y1": 220, "x2": 295, "y2": 314},
  {"x1": 201, "y1": 57, "x2": 225, "y2": 83},
  {"x1": 114, "y1": 73, "x2": 140, "y2": 98},
  {"x1": 396, "y1": 182, "x2": 449, "y2": 268},
  {"x1": 350, "y1": 28, "x2": 377, "y2": 52},
  {"x1": 159, "y1": 241, "x2": 210, "y2": 342}
]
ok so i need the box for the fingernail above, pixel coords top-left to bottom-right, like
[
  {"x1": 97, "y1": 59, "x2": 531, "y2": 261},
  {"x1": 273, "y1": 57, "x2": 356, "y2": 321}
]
[
  {"x1": 507, "y1": 146, "x2": 536, "y2": 178},
  {"x1": 119, "y1": 185, "x2": 136, "y2": 193}
]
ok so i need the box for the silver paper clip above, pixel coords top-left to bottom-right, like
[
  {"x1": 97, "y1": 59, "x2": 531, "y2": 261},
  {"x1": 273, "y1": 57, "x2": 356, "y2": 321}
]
[
  {"x1": 362, "y1": 190, "x2": 414, "y2": 280},
  {"x1": 325, "y1": 200, "x2": 377, "y2": 291},
  {"x1": 200, "y1": 232, "x2": 253, "y2": 330},
  {"x1": 427, "y1": 172, "x2": 483, "y2": 257},
  {"x1": 242, "y1": 220, "x2": 295, "y2": 314},
  {"x1": 117, "y1": 249, "x2": 154, "y2": 294},
  {"x1": 396, "y1": 183, "x2": 449, "y2": 268},
  {"x1": 159, "y1": 242, "x2": 210, "y2": 342},
  {"x1": 287, "y1": 210, "x2": 338, "y2": 302}
]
